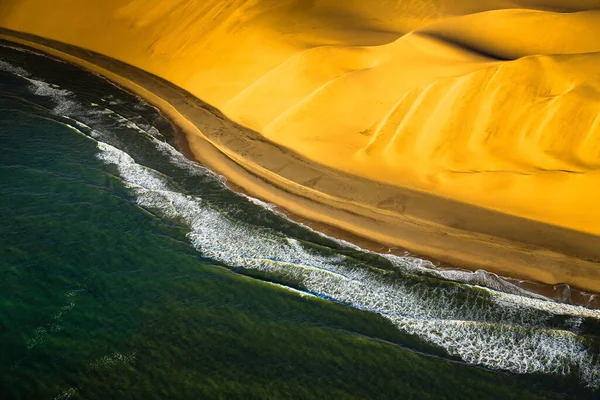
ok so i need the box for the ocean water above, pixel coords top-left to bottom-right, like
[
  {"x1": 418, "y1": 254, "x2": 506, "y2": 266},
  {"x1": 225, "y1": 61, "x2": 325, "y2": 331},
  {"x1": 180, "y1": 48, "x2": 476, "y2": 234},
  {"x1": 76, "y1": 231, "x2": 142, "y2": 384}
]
[{"x1": 0, "y1": 41, "x2": 599, "y2": 399}]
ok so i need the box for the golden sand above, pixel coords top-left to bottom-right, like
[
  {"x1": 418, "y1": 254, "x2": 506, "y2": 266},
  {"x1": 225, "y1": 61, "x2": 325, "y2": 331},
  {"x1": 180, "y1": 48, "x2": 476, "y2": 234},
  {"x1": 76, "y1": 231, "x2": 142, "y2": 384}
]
[
  {"x1": 2, "y1": 1, "x2": 600, "y2": 294},
  {"x1": 2, "y1": 0, "x2": 600, "y2": 234}
]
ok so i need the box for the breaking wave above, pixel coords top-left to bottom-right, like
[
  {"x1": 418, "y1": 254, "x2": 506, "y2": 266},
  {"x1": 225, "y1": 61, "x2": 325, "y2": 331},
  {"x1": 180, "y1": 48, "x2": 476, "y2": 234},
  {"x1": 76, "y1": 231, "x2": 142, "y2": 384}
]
[{"x1": 95, "y1": 139, "x2": 600, "y2": 389}]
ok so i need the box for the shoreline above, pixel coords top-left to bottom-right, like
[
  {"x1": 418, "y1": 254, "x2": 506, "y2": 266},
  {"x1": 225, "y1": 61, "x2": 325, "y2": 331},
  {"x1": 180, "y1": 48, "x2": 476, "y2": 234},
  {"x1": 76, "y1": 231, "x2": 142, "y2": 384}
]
[{"x1": 2, "y1": 29, "x2": 599, "y2": 308}]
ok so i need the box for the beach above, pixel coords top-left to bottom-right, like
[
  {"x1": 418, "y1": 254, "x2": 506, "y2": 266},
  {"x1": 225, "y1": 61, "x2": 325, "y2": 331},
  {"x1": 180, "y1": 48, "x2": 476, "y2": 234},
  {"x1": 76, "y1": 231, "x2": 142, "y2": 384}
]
[{"x1": 1, "y1": 28, "x2": 599, "y2": 303}]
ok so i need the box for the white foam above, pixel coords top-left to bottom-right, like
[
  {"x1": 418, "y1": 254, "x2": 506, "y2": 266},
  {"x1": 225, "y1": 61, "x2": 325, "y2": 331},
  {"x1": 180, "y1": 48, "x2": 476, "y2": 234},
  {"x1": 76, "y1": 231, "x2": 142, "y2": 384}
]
[
  {"x1": 52, "y1": 349, "x2": 136, "y2": 400},
  {"x1": 97, "y1": 142, "x2": 171, "y2": 192},
  {"x1": 86, "y1": 351, "x2": 137, "y2": 372},
  {"x1": 54, "y1": 387, "x2": 76, "y2": 400},
  {"x1": 265, "y1": 281, "x2": 320, "y2": 299},
  {"x1": 389, "y1": 316, "x2": 599, "y2": 385},
  {"x1": 0, "y1": 59, "x2": 31, "y2": 77},
  {"x1": 24, "y1": 77, "x2": 80, "y2": 116},
  {"x1": 95, "y1": 140, "x2": 600, "y2": 389},
  {"x1": 24, "y1": 289, "x2": 83, "y2": 351}
]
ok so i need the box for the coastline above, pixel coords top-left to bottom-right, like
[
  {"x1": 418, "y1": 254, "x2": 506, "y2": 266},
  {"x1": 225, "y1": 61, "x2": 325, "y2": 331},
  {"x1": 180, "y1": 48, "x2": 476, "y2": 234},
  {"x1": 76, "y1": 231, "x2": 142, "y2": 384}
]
[{"x1": 2, "y1": 29, "x2": 600, "y2": 306}]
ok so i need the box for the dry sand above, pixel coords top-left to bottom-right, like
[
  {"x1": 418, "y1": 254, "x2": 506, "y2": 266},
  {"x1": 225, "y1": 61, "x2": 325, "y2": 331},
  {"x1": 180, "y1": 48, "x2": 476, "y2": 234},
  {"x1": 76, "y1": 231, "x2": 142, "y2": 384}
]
[
  {"x1": 3, "y1": 0, "x2": 600, "y2": 234},
  {"x1": 1, "y1": 0, "x2": 600, "y2": 298}
]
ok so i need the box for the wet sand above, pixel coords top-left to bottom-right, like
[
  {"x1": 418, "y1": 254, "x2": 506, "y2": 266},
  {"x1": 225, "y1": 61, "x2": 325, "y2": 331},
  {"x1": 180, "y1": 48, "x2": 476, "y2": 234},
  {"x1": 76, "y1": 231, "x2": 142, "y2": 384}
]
[{"x1": 2, "y1": 28, "x2": 599, "y2": 308}]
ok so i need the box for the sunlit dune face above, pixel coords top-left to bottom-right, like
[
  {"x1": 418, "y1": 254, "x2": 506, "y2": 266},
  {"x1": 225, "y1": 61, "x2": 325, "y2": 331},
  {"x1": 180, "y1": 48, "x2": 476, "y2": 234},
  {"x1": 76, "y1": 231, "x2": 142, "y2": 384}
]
[{"x1": 2, "y1": 0, "x2": 600, "y2": 234}]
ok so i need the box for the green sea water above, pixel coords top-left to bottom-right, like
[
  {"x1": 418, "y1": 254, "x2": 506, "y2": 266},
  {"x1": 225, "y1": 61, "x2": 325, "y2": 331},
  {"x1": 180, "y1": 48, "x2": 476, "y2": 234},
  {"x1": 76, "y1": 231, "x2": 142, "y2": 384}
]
[{"x1": 1, "y1": 41, "x2": 599, "y2": 399}]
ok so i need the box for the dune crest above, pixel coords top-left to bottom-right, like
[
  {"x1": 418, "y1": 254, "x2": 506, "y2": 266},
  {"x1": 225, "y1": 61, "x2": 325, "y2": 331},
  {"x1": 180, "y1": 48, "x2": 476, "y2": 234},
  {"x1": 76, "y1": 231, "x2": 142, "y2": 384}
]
[{"x1": 2, "y1": 0, "x2": 600, "y2": 235}]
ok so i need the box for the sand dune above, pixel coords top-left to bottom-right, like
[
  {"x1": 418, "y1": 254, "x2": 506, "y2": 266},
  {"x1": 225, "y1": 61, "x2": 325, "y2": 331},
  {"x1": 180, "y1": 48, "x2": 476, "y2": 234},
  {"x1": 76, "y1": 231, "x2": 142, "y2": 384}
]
[
  {"x1": 421, "y1": 9, "x2": 600, "y2": 59},
  {"x1": 2, "y1": 0, "x2": 600, "y2": 235},
  {"x1": 358, "y1": 52, "x2": 600, "y2": 230}
]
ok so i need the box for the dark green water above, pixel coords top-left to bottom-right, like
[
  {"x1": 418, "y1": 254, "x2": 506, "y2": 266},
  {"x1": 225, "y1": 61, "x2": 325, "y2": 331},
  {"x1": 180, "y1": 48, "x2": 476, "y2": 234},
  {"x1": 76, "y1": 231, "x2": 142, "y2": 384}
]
[{"x1": 1, "y1": 42, "x2": 599, "y2": 399}]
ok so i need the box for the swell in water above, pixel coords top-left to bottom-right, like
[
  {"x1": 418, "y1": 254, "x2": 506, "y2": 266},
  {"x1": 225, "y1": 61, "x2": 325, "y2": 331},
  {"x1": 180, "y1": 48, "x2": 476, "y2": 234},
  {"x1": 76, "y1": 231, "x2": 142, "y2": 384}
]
[{"x1": 1, "y1": 46, "x2": 599, "y2": 391}]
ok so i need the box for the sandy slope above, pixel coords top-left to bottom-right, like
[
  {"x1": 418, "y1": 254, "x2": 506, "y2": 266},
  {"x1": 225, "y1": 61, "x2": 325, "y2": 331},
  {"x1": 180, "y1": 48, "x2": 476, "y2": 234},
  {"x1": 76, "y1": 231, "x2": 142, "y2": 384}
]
[{"x1": 2, "y1": 1, "x2": 600, "y2": 235}]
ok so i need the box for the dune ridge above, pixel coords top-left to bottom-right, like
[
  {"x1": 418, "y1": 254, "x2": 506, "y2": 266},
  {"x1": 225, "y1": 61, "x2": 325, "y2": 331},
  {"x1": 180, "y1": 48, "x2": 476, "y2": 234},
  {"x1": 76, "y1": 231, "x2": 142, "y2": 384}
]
[{"x1": 2, "y1": 0, "x2": 599, "y2": 234}]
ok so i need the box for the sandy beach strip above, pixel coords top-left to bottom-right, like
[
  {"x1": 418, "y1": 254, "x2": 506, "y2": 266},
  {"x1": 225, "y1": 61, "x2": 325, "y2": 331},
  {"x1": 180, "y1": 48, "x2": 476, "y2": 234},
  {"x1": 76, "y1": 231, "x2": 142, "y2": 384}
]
[{"x1": 2, "y1": 28, "x2": 599, "y2": 305}]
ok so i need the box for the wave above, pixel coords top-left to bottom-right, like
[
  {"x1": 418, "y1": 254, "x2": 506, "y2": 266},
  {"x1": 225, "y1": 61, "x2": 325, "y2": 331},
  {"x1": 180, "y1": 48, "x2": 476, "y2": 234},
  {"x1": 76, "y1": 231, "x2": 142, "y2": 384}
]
[
  {"x1": 94, "y1": 140, "x2": 600, "y2": 389},
  {"x1": 3, "y1": 51, "x2": 600, "y2": 389},
  {"x1": 0, "y1": 59, "x2": 30, "y2": 76}
]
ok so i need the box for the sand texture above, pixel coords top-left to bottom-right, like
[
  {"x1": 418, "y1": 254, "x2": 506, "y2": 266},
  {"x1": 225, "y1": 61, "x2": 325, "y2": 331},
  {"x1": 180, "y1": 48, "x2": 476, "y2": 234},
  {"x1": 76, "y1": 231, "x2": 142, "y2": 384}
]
[
  {"x1": 2, "y1": 0, "x2": 600, "y2": 233},
  {"x1": 2, "y1": 1, "x2": 600, "y2": 294}
]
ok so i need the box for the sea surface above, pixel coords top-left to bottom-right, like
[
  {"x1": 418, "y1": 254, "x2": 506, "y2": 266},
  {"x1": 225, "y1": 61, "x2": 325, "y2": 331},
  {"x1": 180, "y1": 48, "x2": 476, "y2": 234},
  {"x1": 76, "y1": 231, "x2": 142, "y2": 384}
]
[{"x1": 1, "y1": 41, "x2": 599, "y2": 399}]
